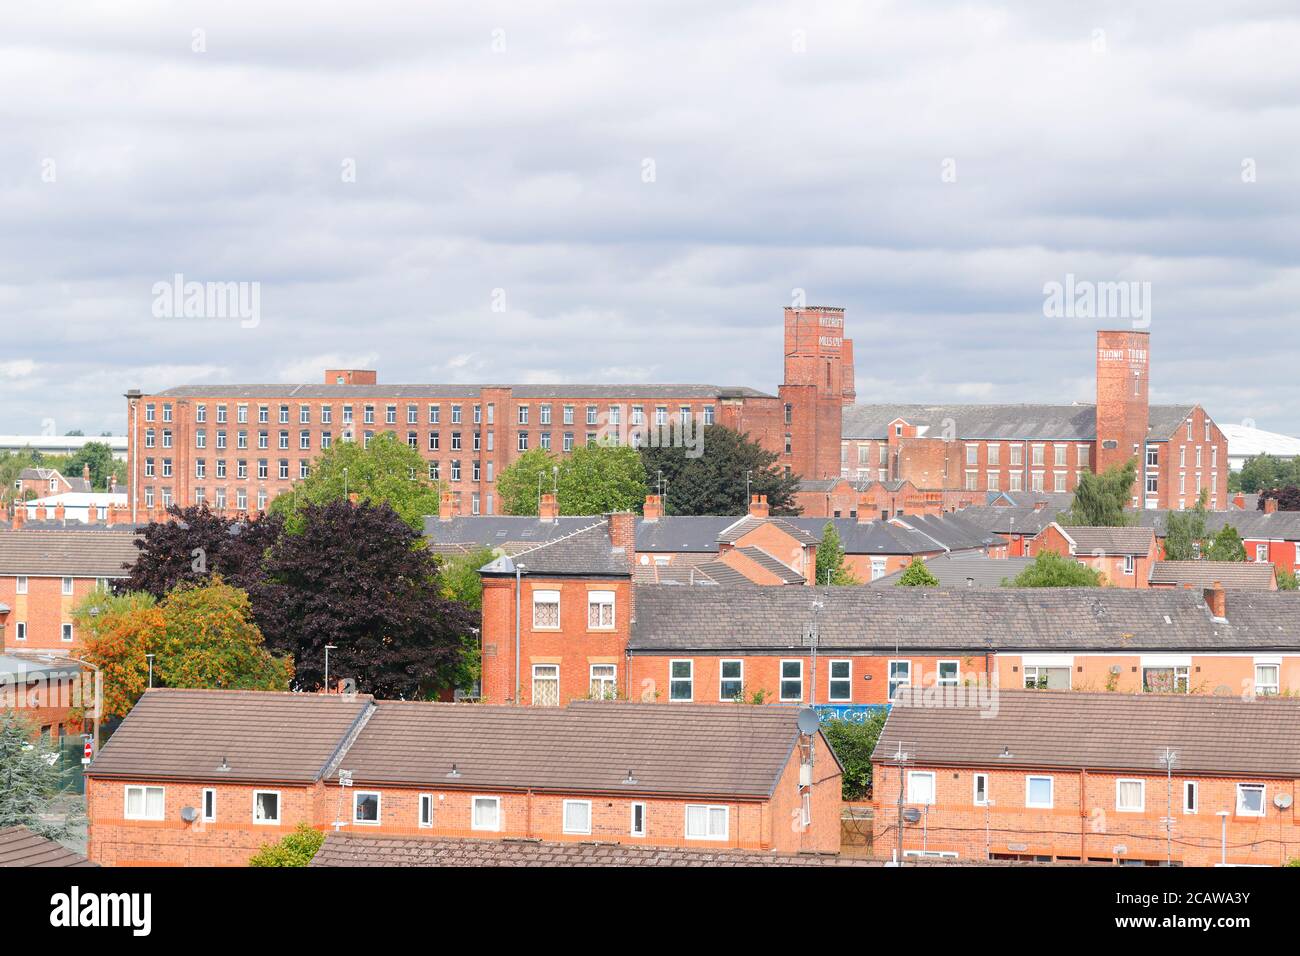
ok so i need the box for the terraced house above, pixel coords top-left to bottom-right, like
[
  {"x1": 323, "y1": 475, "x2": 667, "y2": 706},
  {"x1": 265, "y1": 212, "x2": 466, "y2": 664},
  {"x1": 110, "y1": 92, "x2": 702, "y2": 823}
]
[{"x1": 85, "y1": 689, "x2": 842, "y2": 866}]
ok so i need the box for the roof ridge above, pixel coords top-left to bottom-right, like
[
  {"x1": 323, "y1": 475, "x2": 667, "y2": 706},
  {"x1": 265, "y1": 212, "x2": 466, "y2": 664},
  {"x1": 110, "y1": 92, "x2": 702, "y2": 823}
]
[{"x1": 508, "y1": 518, "x2": 610, "y2": 559}]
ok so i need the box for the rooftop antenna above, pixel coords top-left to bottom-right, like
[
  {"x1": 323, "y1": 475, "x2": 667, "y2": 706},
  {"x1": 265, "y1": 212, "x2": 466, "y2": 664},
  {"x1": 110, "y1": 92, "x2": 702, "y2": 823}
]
[
  {"x1": 1156, "y1": 747, "x2": 1177, "y2": 867},
  {"x1": 890, "y1": 742, "x2": 912, "y2": 866},
  {"x1": 796, "y1": 707, "x2": 820, "y2": 847},
  {"x1": 806, "y1": 601, "x2": 824, "y2": 707}
]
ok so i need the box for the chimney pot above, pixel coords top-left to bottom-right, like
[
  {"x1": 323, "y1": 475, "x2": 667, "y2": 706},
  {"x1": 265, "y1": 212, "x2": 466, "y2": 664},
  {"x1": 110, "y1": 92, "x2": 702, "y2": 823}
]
[
  {"x1": 1264, "y1": 497, "x2": 1278, "y2": 514},
  {"x1": 1203, "y1": 581, "x2": 1227, "y2": 620},
  {"x1": 439, "y1": 490, "x2": 455, "y2": 521},
  {"x1": 749, "y1": 494, "x2": 770, "y2": 518},
  {"x1": 538, "y1": 493, "x2": 559, "y2": 523},
  {"x1": 642, "y1": 494, "x2": 663, "y2": 521}
]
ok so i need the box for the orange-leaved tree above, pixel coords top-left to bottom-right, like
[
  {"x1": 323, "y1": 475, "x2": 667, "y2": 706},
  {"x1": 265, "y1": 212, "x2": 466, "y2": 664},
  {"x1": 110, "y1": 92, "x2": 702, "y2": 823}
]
[{"x1": 72, "y1": 590, "x2": 166, "y2": 719}]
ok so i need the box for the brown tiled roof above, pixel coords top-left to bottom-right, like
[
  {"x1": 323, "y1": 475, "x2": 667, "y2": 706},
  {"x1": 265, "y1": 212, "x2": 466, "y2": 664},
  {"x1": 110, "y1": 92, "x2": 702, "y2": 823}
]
[
  {"x1": 0, "y1": 827, "x2": 96, "y2": 867},
  {"x1": 718, "y1": 516, "x2": 819, "y2": 546},
  {"x1": 628, "y1": 584, "x2": 1300, "y2": 654},
  {"x1": 632, "y1": 555, "x2": 755, "y2": 587},
  {"x1": 873, "y1": 688, "x2": 1300, "y2": 778},
  {"x1": 333, "y1": 700, "x2": 817, "y2": 798},
  {"x1": 0, "y1": 529, "x2": 140, "y2": 577},
  {"x1": 1150, "y1": 561, "x2": 1277, "y2": 590},
  {"x1": 87, "y1": 689, "x2": 374, "y2": 784},
  {"x1": 1052, "y1": 525, "x2": 1154, "y2": 555},
  {"x1": 481, "y1": 519, "x2": 630, "y2": 577},
  {"x1": 311, "y1": 832, "x2": 869, "y2": 867},
  {"x1": 734, "y1": 547, "x2": 806, "y2": 584}
]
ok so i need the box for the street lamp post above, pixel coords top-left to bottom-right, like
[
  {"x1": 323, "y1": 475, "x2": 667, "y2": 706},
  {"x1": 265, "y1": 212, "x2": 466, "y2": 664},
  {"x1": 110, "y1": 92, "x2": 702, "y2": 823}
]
[
  {"x1": 1216, "y1": 810, "x2": 1231, "y2": 866},
  {"x1": 324, "y1": 644, "x2": 338, "y2": 693}
]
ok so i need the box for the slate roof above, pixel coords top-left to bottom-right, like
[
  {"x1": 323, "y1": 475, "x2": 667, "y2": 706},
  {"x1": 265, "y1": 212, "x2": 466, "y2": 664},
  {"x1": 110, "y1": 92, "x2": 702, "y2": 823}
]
[
  {"x1": 636, "y1": 516, "x2": 748, "y2": 552},
  {"x1": 311, "y1": 833, "x2": 867, "y2": 868},
  {"x1": 0, "y1": 827, "x2": 95, "y2": 867},
  {"x1": 870, "y1": 554, "x2": 1036, "y2": 588},
  {"x1": 955, "y1": 505, "x2": 1067, "y2": 536},
  {"x1": 1051, "y1": 525, "x2": 1155, "y2": 555},
  {"x1": 424, "y1": 515, "x2": 596, "y2": 555},
  {"x1": 873, "y1": 688, "x2": 1300, "y2": 778},
  {"x1": 627, "y1": 584, "x2": 1300, "y2": 654},
  {"x1": 841, "y1": 403, "x2": 1199, "y2": 442},
  {"x1": 1135, "y1": 509, "x2": 1300, "y2": 542},
  {"x1": 154, "y1": 384, "x2": 773, "y2": 400},
  {"x1": 632, "y1": 558, "x2": 756, "y2": 587},
  {"x1": 0, "y1": 529, "x2": 140, "y2": 577},
  {"x1": 331, "y1": 700, "x2": 819, "y2": 799},
  {"x1": 1149, "y1": 561, "x2": 1277, "y2": 590},
  {"x1": 479, "y1": 520, "x2": 630, "y2": 577},
  {"x1": 718, "y1": 516, "x2": 819, "y2": 546},
  {"x1": 87, "y1": 689, "x2": 375, "y2": 784},
  {"x1": 732, "y1": 547, "x2": 806, "y2": 584}
]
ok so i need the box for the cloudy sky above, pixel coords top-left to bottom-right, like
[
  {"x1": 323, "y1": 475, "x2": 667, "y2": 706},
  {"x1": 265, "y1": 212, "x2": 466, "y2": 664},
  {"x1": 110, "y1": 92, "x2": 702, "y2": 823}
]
[{"x1": 3, "y1": 1, "x2": 1298, "y2": 439}]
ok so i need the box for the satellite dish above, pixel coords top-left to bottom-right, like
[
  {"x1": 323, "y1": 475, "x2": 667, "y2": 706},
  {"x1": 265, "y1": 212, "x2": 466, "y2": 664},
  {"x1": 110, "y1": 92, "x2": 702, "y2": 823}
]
[
  {"x1": 901, "y1": 808, "x2": 921, "y2": 824},
  {"x1": 1275, "y1": 793, "x2": 1293, "y2": 810},
  {"x1": 180, "y1": 806, "x2": 198, "y2": 823},
  {"x1": 796, "y1": 707, "x2": 821, "y2": 735}
]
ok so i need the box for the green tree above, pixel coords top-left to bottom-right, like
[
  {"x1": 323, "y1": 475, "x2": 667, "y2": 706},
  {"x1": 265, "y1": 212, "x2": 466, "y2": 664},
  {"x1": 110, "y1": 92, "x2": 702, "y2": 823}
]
[
  {"x1": 1237, "y1": 455, "x2": 1300, "y2": 494},
  {"x1": 72, "y1": 590, "x2": 166, "y2": 720},
  {"x1": 815, "y1": 523, "x2": 858, "y2": 585},
  {"x1": 820, "y1": 710, "x2": 890, "y2": 800},
  {"x1": 896, "y1": 557, "x2": 939, "y2": 587},
  {"x1": 0, "y1": 712, "x2": 81, "y2": 839},
  {"x1": 496, "y1": 448, "x2": 560, "y2": 515},
  {"x1": 1008, "y1": 551, "x2": 1104, "y2": 588},
  {"x1": 1276, "y1": 568, "x2": 1298, "y2": 591},
  {"x1": 1205, "y1": 524, "x2": 1247, "y2": 562},
  {"x1": 269, "y1": 432, "x2": 441, "y2": 532},
  {"x1": 1060, "y1": 459, "x2": 1137, "y2": 527},
  {"x1": 248, "y1": 823, "x2": 324, "y2": 867},
  {"x1": 639, "y1": 424, "x2": 803, "y2": 516},
  {"x1": 437, "y1": 546, "x2": 498, "y2": 693},
  {"x1": 63, "y1": 441, "x2": 126, "y2": 490},
  {"x1": 1164, "y1": 491, "x2": 1210, "y2": 561},
  {"x1": 154, "y1": 579, "x2": 294, "y2": 692},
  {"x1": 555, "y1": 442, "x2": 648, "y2": 515}
]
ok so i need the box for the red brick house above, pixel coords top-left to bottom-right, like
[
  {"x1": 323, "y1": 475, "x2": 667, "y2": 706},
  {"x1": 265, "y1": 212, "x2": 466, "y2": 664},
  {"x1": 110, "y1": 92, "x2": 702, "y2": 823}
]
[
  {"x1": 1031, "y1": 523, "x2": 1158, "y2": 587},
  {"x1": 85, "y1": 689, "x2": 843, "y2": 866},
  {"x1": 871, "y1": 689, "x2": 1300, "y2": 866}
]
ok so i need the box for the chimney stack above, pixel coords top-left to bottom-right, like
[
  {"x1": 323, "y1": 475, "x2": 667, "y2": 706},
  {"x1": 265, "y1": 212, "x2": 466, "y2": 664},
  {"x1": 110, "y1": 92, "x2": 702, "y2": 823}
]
[
  {"x1": 749, "y1": 494, "x2": 769, "y2": 519},
  {"x1": 1232, "y1": 492, "x2": 1245, "y2": 510},
  {"x1": 1203, "y1": 581, "x2": 1227, "y2": 621},
  {"x1": 11, "y1": 506, "x2": 25, "y2": 530},
  {"x1": 85, "y1": 505, "x2": 97, "y2": 525},
  {"x1": 1033, "y1": 500, "x2": 1047, "y2": 512},
  {"x1": 439, "y1": 490, "x2": 455, "y2": 521},
  {"x1": 857, "y1": 493, "x2": 872, "y2": 523},
  {"x1": 35, "y1": 505, "x2": 47, "y2": 522},
  {"x1": 82, "y1": 463, "x2": 91, "y2": 483},
  {"x1": 1264, "y1": 496, "x2": 1278, "y2": 515},
  {"x1": 643, "y1": 494, "x2": 663, "y2": 521},
  {"x1": 538, "y1": 493, "x2": 559, "y2": 523},
  {"x1": 607, "y1": 512, "x2": 635, "y2": 564}
]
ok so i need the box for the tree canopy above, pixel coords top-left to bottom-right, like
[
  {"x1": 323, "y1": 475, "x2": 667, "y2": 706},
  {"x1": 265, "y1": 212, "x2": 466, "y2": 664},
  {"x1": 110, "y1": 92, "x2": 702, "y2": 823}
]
[
  {"x1": 72, "y1": 590, "x2": 166, "y2": 719},
  {"x1": 248, "y1": 823, "x2": 324, "y2": 867},
  {"x1": 1236, "y1": 455, "x2": 1300, "y2": 494},
  {"x1": 639, "y1": 425, "x2": 802, "y2": 516},
  {"x1": 0, "y1": 713, "x2": 80, "y2": 840},
  {"x1": 496, "y1": 448, "x2": 560, "y2": 515},
  {"x1": 1164, "y1": 491, "x2": 1210, "y2": 561},
  {"x1": 555, "y1": 443, "x2": 648, "y2": 514},
  {"x1": 1204, "y1": 524, "x2": 1246, "y2": 562},
  {"x1": 1059, "y1": 459, "x2": 1137, "y2": 527},
  {"x1": 1007, "y1": 551, "x2": 1104, "y2": 587},
  {"x1": 269, "y1": 431, "x2": 442, "y2": 531},
  {"x1": 117, "y1": 504, "x2": 281, "y2": 598},
  {"x1": 815, "y1": 522, "x2": 858, "y2": 585},
  {"x1": 896, "y1": 557, "x2": 939, "y2": 587},
  {"x1": 820, "y1": 710, "x2": 890, "y2": 800},
  {"x1": 1258, "y1": 486, "x2": 1300, "y2": 512}
]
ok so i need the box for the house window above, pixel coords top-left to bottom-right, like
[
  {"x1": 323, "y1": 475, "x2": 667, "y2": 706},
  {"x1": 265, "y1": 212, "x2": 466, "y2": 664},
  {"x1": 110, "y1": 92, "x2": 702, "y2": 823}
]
[
  {"x1": 684, "y1": 804, "x2": 728, "y2": 841},
  {"x1": 587, "y1": 590, "x2": 615, "y2": 629},
  {"x1": 936, "y1": 660, "x2": 959, "y2": 687},
  {"x1": 15, "y1": 622, "x2": 26, "y2": 641},
  {"x1": 779, "y1": 660, "x2": 803, "y2": 701},
  {"x1": 1142, "y1": 666, "x2": 1189, "y2": 694},
  {"x1": 124, "y1": 785, "x2": 165, "y2": 821},
  {"x1": 532, "y1": 590, "x2": 560, "y2": 629},
  {"x1": 472, "y1": 796, "x2": 501, "y2": 831},
  {"x1": 1025, "y1": 776, "x2": 1054, "y2": 809},
  {"x1": 870, "y1": 558, "x2": 886, "y2": 581},
  {"x1": 253, "y1": 790, "x2": 281, "y2": 824},
  {"x1": 531, "y1": 665, "x2": 560, "y2": 707},
  {"x1": 1116, "y1": 779, "x2": 1145, "y2": 812},
  {"x1": 1183, "y1": 781, "x2": 1198, "y2": 814},
  {"x1": 973, "y1": 773, "x2": 989, "y2": 806},
  {"x1": 589, "y1": 664, "x2": 617, "y2": 700},
  {"x1": 202, "y1": 788, "x2": 216, "y2": 822},
  {"x1": 1255, "y1": 544, "x2": 1268, "y2": 563},
  {"x1": 1123, "y1": 554, "x2": 1135, "y2": 575},
  {"x1": 887, "y1": 660, "x2": 911, "y2": 700},
  {"x1": 669, "y1": 660, "x2": 693, "y2": 701},
  {"x1": 16, "y1": 576, "x2": 27, "y2": 595},
  {"x1": 563, "y1": 800, "x2": 592, "y2": 835},
  {"x1": 719, "y1": 660, "x2": 743, "y2": 700},
  {"x1": 828, "y1": 660, "x2": 852, "y2": 702},
  {"x1": 61, "y1": 623, "x2": 73, "y2": 643},
  {"x1": 62, "y1": 577, "x2": 74, "y2": 595},
  {"x1": 1255, "y1": 663, "x2": 1280, "y2": 696},
  {"x1": 1236, "y1": 784, "x2": 1265, "y2": 817},
  {"x1": 353, "y1": 791, "x2": 381, "y2": 825},
  {"x1": 907, "y1": 771, "x2": 936, "y2": 805},
  {"x1": 1023, "y1": 665, "x2": 1070, "y2": 690},
  {"x1": 630, "y1": 802, "x2": 647, "y2": 837},
  {"x1": 419, "y1": 794, "x2": 433, "y2": 828}
]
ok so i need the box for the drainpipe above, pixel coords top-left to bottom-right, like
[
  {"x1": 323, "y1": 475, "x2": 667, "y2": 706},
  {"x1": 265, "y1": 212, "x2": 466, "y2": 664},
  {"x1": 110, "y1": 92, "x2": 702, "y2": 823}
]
[
  {"x1": 514, "y1": 563, "x2": 523, "y2": 705},
  {"x1": 1080, "y1": 767, "x2": 1088, "y2": 861}
]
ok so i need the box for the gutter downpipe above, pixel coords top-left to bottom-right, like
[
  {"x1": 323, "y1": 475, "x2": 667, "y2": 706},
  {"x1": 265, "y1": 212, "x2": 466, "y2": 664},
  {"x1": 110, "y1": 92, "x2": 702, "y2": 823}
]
[{"x1": 514, "y1": 563, "x2": 522, "y2": 706}]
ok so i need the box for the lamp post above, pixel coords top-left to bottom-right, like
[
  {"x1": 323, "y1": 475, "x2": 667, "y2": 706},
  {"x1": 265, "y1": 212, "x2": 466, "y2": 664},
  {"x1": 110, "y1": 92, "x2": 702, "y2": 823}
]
[
  {"x1": 1216, "y1": 810, "x2": 1231, "y2": 866},
  {"x1": 324, "y1": 644, "x2": 337, "y2": 693}
]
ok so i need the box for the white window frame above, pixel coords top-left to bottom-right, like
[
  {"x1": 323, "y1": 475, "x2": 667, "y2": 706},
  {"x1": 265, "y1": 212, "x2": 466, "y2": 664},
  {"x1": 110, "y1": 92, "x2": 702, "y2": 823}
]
[
  {"x1": 562, "y1": 799, "x2": 593, "y2": 835},
  {"x1": 531, "y1": 589, "x2": 560, "y2": 630},
  {"x1": 719, "y1": 659, "x2": 744, "y2": 701},
  {"x1": 15, "y1": 575, "x2": 27, "y2": 595},
  {"x1": 907, "y1": 771, "x2": 936, "y2": 805},
  {"x1": 1255, "y1": 662, "x2": 1281, "y2": 697},
  {"x1": 531, "y1": 664, "x2": 559, "y2": 707},
  {"x1": 1115, "y1": 778, "x2": 1145, "y2": 813},
  {"x1": 202, "y1": 787, "x2": 216, "y2": 823},
  {"x1": 779, "y1": 659, "x2": 803, "y2": 702},
  {"x1": 586, "y1": 590, "x2": 615, "y2": 630},
  {"x1": 669, "y1": 659, "x2": 693, "y2": 701},
  {"x1": 418, "y1": 793, "x2": 434, "y2": 828},
  {"x1": 973, "y1": 773, "x2": 989, "y2": 806},
  {"x1": 684, "y1": 804, "x2": 729, "y2": 841},
  {"x1": 1183, "y1": 781, "x2": 1198, "y2": 815},
  {"x1": 936, "y1": 660, "x2": 960, "y2": 687},
  {"x1": 252, "y1": 789, "x2": 282, "y2": 825},
  {"x1": 888, "y1": 659, "x2": 911, "y2": 700},
  {"x1": 61, "y1": 623, "x2": 73, "y2": 643},
  {"x1": 62, "y1": 576, "x2": 74, "y2": 595},
  {"x1": 630, "y1": 802, "x2": 647, "y2": 837},
  {"x1": 1235, "y1": 784, "x2": 1265, "y2": 817},
  {"x1": 15, "y1": 622, "x2": 26, "y2": 641},
  {"x1": 352, "y1": 790, "x2": 382, "y2": 825},
  {"x1": 472, "y1": 795, "x2": 501, "y2": 831},
  {"x1": 1025, "y1": 775, "x2": 1054, "y2": 809},
  {"x1": 828, "y1": 659, "x2": 852, "y2": 702},
  {"x1": 1123, "y1": 554, "x2": 1135, "y2": 575},
  {"x1": 588, "y1": 663, "x2": 617, "y2": 700},
  {"x1": 124, "y1": 785, "x2": 165, "y2": 821}
]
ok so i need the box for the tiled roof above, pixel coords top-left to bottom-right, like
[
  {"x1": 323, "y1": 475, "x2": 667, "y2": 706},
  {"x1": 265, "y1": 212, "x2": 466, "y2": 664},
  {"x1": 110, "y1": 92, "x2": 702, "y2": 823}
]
[
  {"x1": 873, "y1": 688, "x2": 1300, "y2": 778},
  {"x1": 1136, "y1": 509, "x2": 1300, "y2": 542},
  {"x1": 632, "y1": 555, "x2": 756, "y2": 587},
  {"x1": 1149, "y1": 561, "x2": 1277, "y2": 590},
  {"x1": 870, "y1": 554, "x2": 1036, "y2": 587},
  {"x1": 0, "y1": 827, "x2": 95, "y2": 867},
  {"x1": 954, "y1": 505, "x2": 1061, "y2": 537},
  {"x1": 1051, "y1": 525, "x2": 1155, "y2": 555},
  {"x1": 636, "y1": 516, "x2": 742, "y2": 552},
  {"x1": 733, "y1": 547, "x2": 806, "y2": 584},
  {"x1": 87, "y1": 689, "x2": 375, "y2": 784},
  {"x1": 717, "y1": 516, "x2": 819, "y2": 546},
  {"x1": 17, "y1": 468, "x2": 59, "y2": 481},
  {"x1": 628, "y1": 584, "x2": 1300, "y2": 654},
  {"x1": 331, "y1": 700, "x2": 816, "y2": 798},
  {"x1": 424, "y1": 516, "x2": 596, "y2": 555},
  {"x1": 480, "y1": 519, "x2": 630, "y2": 577},
  {"x1": 0, "y1": 529, "x2": 140, "y2": 577},
  {"x1": 154, "y1": 384, "x2": 773, "y2": 400},
  {"x1": 841, "y1": 403, "x2": 1199, "y2": 442},
  {"x1": 311, "y1": 833, "x2": 867, "y2": 867}
]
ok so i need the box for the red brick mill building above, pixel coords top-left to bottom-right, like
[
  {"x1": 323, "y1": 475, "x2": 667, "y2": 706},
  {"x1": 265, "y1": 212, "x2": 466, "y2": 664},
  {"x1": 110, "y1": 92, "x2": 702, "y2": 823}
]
[{"x1": 121, "y1": 307, "x2": 1225, "y2": 521}]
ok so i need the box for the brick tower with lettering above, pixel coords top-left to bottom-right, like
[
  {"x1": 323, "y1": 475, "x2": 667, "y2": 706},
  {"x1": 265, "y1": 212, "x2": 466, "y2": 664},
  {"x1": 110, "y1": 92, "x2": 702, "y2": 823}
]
[
  {"x1": 1095, "y1": 329, "x2": 1150, "y2": 500},
  {"x1": 778, "y1": 306, "x2": 854, "y2": 481}
]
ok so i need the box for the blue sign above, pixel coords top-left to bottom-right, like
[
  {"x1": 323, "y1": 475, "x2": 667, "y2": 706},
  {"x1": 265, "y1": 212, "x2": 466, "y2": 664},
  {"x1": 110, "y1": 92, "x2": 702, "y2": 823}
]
[{"x1": 814, "y1": 704, "x2": 890, "y2": 724}]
